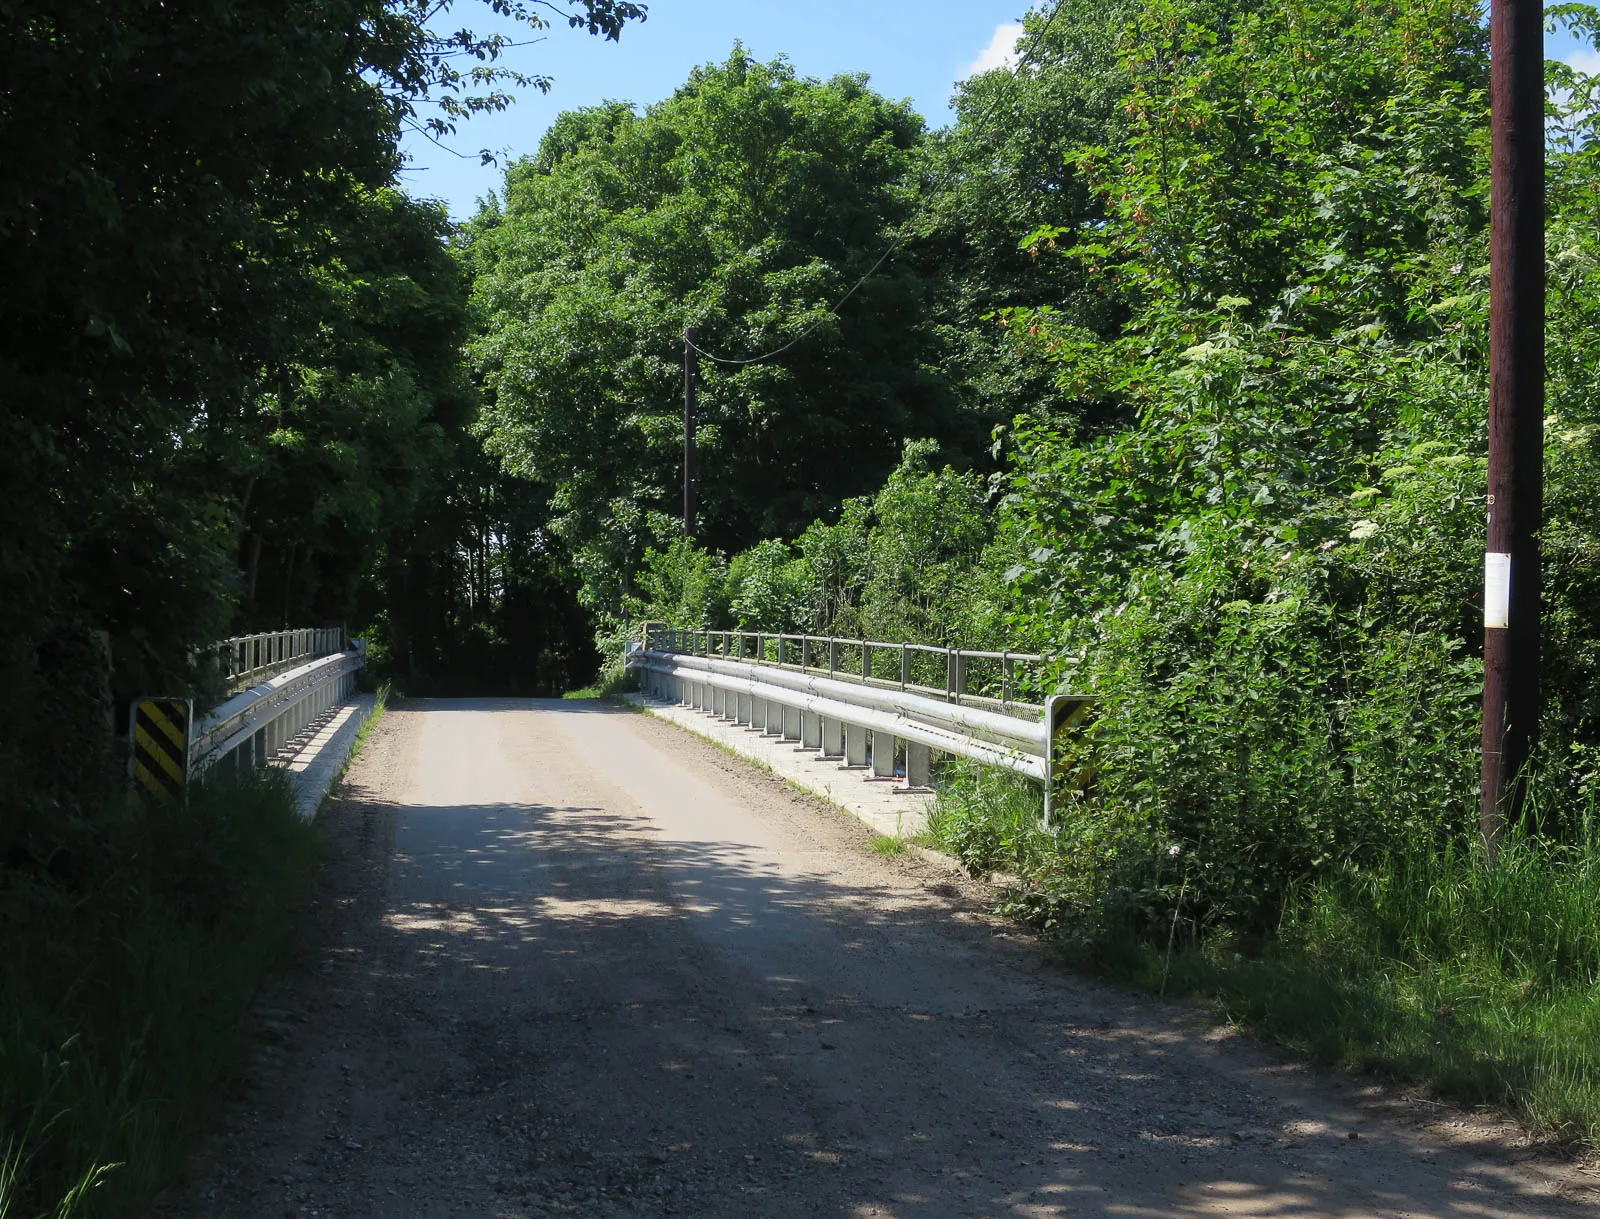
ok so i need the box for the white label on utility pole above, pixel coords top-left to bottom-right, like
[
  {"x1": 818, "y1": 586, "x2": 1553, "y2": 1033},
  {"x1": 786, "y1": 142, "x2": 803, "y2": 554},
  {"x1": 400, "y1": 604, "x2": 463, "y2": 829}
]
[{"x1": 1484, "y1": 552, "x2": 1511, "y2": 629}]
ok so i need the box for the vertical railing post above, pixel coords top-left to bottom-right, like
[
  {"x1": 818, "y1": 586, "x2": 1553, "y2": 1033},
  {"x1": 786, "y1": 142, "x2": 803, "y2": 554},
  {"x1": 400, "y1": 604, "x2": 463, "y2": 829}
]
[{"x1": 900, "y1": 644, "x2": 909, "y2": 690}]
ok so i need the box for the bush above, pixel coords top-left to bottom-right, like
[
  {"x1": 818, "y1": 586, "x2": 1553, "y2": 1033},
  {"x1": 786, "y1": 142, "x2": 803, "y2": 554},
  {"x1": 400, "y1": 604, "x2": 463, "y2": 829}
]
[{"x1": 0, "y1": 772, "x2": 318, "y2": 1216}]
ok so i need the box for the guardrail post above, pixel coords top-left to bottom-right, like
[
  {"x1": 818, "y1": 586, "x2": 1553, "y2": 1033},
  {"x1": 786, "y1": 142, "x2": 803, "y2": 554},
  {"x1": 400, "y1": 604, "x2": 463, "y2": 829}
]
[
  {"x1": 905, "y1": 741, "x2": 932, "y2": 789},
  {"x1": 801, "y1": 709, "x2": 821, "y2": 750},
  {"x1": 870, "y1": 731, "x2": 897, "y2": 779},
  {"x1": 736, "y1": 691, "x2": 752, "y2": 725},
  {"x1": 843, "y1": 722, "x2": 868, "y2": 768},
  {"x1": 782, "y1": 705, "x2": 801, "y2": 742},
  {"x1": 821, "y1": 716, "x2": 843, "y2": 758}
]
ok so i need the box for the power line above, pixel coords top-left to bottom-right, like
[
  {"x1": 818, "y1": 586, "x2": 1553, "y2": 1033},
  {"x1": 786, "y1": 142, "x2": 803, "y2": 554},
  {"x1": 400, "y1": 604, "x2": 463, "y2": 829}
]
[{"x1": 685, "y1": 0, "x2": 1069, "y2": 367}]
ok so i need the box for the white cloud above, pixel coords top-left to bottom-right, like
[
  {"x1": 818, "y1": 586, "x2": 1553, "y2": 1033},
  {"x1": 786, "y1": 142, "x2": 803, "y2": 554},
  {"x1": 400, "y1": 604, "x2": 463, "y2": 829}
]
[
  {"x1": 1568, "y1": 48, "x2": 1600, "y2": 76},
  {"x1": 962, "y1": 21, "x2": 1025, "y2": 79}
]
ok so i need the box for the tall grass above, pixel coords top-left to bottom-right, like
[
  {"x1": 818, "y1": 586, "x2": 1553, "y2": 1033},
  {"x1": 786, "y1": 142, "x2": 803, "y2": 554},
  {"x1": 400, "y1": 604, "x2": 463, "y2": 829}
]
[
  {"x1": 0, "y1": 771, "x2": 318, "y2": 1216},
  {"x1": 927, "y1": 764, "x2": 1600, "y2": 1146},
  {"x1": 926, "y1": 760, "x2": 1054, "y2": 877}
]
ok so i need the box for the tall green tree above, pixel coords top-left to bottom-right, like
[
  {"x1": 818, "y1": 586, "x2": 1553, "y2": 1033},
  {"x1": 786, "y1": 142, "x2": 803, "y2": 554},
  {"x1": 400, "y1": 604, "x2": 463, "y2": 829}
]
[
  {"x1": 470, "y1": 48, "x2": 955, "y2": 619},
  {"x1": 908, "y1": 0, "x2": 1135, "y2": 439},
  {"x1": 0, "y1": 0, "x2": 642, "y2": 856}
]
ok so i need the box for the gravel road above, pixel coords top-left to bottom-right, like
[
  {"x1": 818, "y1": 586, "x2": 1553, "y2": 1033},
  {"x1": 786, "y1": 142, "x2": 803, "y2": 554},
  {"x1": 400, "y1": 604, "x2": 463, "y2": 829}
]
[{"x1": 167, "y1": 698, "x2": 1599, "y2": 1217}]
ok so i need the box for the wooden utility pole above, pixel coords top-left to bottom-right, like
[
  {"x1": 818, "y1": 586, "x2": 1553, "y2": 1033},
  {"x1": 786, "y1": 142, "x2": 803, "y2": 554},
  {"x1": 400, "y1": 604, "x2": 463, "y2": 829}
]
[
  {"x1": 683, "y1": 327, "x2": 699, "y2": 539},
  {"x1": 1481, "y1": 0, "x2": 1545, "y2": 853}
]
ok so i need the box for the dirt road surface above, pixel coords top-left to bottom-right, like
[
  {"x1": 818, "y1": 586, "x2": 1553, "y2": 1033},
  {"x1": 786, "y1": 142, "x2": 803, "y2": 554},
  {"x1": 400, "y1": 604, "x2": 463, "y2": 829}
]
[{"x1": 168, "y1": 699, "x2": 1599, "y2": 1218}]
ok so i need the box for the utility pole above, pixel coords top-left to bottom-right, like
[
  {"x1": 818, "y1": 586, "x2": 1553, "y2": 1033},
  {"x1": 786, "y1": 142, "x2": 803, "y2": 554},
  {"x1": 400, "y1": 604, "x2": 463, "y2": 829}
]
[
  {"x1": 683, "y1": 326, "x2": 699, "y2": 540},
  {"x1": 1481, "y1": 0, "x2": 1545, "y2": 854}
]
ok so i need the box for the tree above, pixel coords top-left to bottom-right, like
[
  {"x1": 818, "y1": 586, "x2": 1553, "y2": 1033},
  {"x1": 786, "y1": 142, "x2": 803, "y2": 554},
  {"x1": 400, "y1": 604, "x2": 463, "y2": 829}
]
[
  {"x1": 0, "y1": 0, "x2": 643, "y2": 856},
  {"x1": 469, "y1": 48, "x2": 956, "y2": 622}
]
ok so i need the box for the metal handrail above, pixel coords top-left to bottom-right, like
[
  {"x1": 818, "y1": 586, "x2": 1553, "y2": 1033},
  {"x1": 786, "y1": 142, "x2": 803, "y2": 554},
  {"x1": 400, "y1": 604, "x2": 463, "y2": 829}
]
[
  {"x1": 207, "y1": 627, "x2": 344, "y2": 694},
  {"x1": 627, "y1": 638, "x2": 1084, "y2": 824}
]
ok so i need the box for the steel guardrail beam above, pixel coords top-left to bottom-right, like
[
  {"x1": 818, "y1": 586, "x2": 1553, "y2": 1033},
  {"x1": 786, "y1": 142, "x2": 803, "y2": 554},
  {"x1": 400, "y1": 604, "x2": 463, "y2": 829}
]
[
  {"x1": 634, "y1": 652, "x2": 1048, "y2": 781},
  {"x1": 191, "y1": 644, "x2": 365, "y2": 775}
]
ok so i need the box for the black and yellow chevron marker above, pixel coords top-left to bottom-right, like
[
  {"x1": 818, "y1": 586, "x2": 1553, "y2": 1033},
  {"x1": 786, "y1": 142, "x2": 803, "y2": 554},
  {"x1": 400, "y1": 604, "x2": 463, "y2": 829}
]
[
  {"x1": 130, "y1": 697, "x2": 191, "y2": 799},
  {"x1": 1050, "y1": 695, "x2": 1094, "y2": 739},
  {"x1": 1047, "y1": 695, "x2": 1097, "y2": 796}
]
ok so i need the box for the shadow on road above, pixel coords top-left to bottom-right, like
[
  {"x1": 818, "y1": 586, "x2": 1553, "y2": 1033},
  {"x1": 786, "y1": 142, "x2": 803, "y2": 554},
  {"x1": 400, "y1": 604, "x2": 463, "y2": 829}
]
[{"x1": 293, "y1": 700, "x2": 1585, "y2": 1219}]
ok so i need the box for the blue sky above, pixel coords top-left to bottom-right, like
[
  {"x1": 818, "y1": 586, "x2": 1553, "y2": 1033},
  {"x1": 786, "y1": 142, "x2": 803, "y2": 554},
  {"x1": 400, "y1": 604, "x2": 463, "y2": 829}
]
[
  {"x1": 400, "y1": 2, "x2": 1600, "y2": 221},
  {"x1": 400, "y1": 0, "x2": 1038, "y2": 218}
]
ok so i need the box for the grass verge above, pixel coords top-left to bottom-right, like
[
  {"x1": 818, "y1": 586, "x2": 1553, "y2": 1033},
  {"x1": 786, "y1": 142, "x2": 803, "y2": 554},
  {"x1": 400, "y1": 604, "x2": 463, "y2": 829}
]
[
  {"x1": 0, "y1": 770, "x2": 319, "y2": 1216},
  {"x1": 870, "y1": 833, "x2": 909, "y2": 857},
  {"x1": 926, "y1": 763, "x2": 1600, "y2": 1148},
  {"x1": 321, "y1": 683, "x2": 390, "y2": 801}
]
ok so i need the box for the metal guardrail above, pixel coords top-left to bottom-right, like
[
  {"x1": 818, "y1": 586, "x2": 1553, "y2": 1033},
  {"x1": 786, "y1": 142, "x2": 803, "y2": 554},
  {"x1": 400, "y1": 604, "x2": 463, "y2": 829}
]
[
  {"x1": 642, "y1": 625, "x2": 1046, "y2": 716},
  {"x1": 209, "y1": 628, "x2": 345, "y2": 694},
  {"x1": 191, "y1": 642, "x2": 365, "y2": 776},
  {"x1": 629, "y1": 626, "x2": 1085, "y2": 822}
]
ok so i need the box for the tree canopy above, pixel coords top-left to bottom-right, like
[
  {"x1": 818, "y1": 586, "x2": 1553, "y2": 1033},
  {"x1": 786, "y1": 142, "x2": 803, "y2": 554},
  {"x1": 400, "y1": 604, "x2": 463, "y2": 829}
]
[{"x1": 468, "y1": 48, "x2": 956, "y2": 616}]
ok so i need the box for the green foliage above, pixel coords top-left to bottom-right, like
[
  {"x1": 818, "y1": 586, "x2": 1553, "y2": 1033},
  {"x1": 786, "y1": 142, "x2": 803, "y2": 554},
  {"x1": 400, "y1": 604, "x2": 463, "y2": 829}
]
[
  {"x1": 910, "y1": 0, "x2": 1134, "y2": 437},
  {"x1": 470, "y1": 48, "x2": 956, "y2": 617},
  {"x1": 2, "y1": 0, "x2": 642, "y2": 858},
  {"x1": 618, "y1": 440, "x2": 1009, "y2": 649},
  {"x1": 927, "y1": 761, "x2": 1055, "y2": 878},
  {"x1": 0, "y1": 773, "x2": 318, "y2": 1216},
  {"x1": 728, "y1": 540, "x2": 809, "y2": 633},
  {"x1": 632, "y1": 537, "x2": 732, "y2": 630},
  {"x1": 1169, "y1": 829, "x2": 1600, "y2": 1144}
]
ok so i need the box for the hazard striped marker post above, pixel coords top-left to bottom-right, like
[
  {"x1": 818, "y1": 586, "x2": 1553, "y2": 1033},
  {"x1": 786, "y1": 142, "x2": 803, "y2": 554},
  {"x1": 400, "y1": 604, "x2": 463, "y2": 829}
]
[
  {"x1": 129, "y1": 697, "x2": 192, "y2": 800},
  {"x1": 1043, "y1": 694, "x2": 1095, "y2": 826}
]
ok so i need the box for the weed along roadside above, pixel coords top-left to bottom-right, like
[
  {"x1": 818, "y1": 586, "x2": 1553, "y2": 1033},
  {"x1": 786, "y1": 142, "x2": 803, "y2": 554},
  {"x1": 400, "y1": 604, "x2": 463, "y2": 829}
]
[
  {"x1": 0, "y1": 674, "x2": 386, "y2": 1217},
  {"x1": 925, "y1": 761, "x2": 1600, "y2": 1151},
  {"x1": 0, "y1": 773, "x2": 320, "y2": 1217}
]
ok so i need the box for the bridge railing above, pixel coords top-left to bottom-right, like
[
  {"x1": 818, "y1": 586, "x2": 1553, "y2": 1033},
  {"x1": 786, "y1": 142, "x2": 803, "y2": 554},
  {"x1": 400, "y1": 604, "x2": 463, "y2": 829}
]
[
  {"x1": 627, "y1": 626, "x2": 1086, "y2": 823},
  {"x1": 191, "y1": 638, "x2": 364, "y2": 778},
  {"x1": 208, "y1": 628, "x2": 345, "y2": 695},
  {"x1": 641, "y1": 626, "x2": 1047, "y2": 717}
]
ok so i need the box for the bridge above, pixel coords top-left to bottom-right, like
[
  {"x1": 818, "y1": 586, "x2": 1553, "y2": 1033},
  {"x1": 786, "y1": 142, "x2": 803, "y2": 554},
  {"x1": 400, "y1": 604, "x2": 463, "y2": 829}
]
[
  {"x1": 160, "y1": 651, "x2": 1587, "y2": 1217},
  {"x1": 160, "y1": 623, "x2": 1089, "y2": 824}
]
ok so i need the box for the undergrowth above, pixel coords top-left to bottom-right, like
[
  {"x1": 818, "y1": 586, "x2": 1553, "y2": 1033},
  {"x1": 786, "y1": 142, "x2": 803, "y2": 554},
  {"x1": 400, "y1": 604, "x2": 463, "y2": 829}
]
[
  {"x1": 927, "y1": 761, "x2": 1600, "y2": 1147},
  {"x1": 0, "y1": 770, "x2": 318, "y2": 1216},
  {"x1": 564, "y1": 659, "x2": 640, "y2": 700}
]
